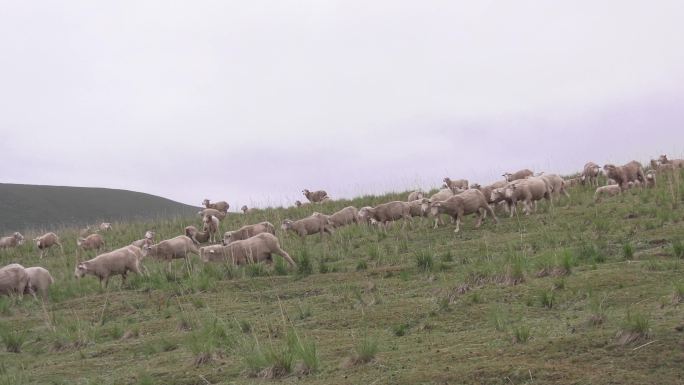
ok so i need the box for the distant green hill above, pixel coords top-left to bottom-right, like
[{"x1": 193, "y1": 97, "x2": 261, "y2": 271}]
[{"x1": 0, "y1": 183, "x2": 199, "y2": 233}]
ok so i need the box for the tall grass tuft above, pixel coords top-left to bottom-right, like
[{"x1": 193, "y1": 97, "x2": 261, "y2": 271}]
[
  {"x1": 414, "y1": 250, "x2": 434, "y2": 272},
  {"x1": 0, "y1": 325, "x2": 26, "y2": 353}
]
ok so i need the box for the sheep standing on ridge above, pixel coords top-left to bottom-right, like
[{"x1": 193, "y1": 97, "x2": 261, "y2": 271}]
[
  {"x1": 241, "y1": 205, "x2": 256, "y2": 214},
  {"x1": 142, "y1": 236, "x2": 199, "y2": 261},
  {"x1": 358, "y1": 201, "x2": 411, "y2": 230},
  {"x1": 658, "y1": 154, "x2": 684, "y2": 169},
  {"x1": 503, "y1": 169, "x2": 533, "y2": 182},
  {"x1": 99, "y1": 222, "x2": 112, "y2": 231},
  {"x1": 202, "y1": 214, "x2": 220, "y2": 243},
  {"x1": 131, "y1": 231, "x2": 155, "y2": 249},
  {"x1": 0, "y1": 232, "x2": 24, "y2": 249},
  {"x1": 34, "y1": 232, "x2": 63, "y2": 258},
  {"x1": 198, "y1": 208, "x2": 226, "y2": 221},
  {"x1": 326, "y1": 206, "x2": 360, "y2": 228},
  {"x1": 407, "y1": 191, "x2": 424, "y2": 201},
  {"x1": 202, "y1": 199, "x2": 229, "y2": 212},
  {"x1": 201, "y1": 233, "x2": 296, "y2": 267},
  {"x1": 443, "y1": 177, "x2": 469, "y2": 193},
  {"x1": 302, "y1": 189, "x2": 329, "y2": 203}
]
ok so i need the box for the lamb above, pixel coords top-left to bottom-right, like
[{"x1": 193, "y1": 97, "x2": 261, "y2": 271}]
[
  {"x1": 99, "y1": 222, "x2": 112, "y2": 231},
  {"x1": 24, "y1": 267, "x2": 54, "y2": 300},
  {"x1": 241, "y1": 205, "x2": 257, "y2": 214},
  {"x1": 185, "y1": 226, "x2": 211, "y2": 245},
  {"x1": 357, "y1": 201, "x2": 411, "y2": 229},
  {"x1": 503, "y1": 169, "x2": 533, "y2": 182},
  {"x1": 0, "y1": 232, "x2": 24, "y2": 249},
  {"x1": 281, "y1": 214, "x2": 335, "y2": 238},
  {"x1": 564, "y1": 177, "x2": 581, "y2": 187},
  {"x1": 77, "y1": 233, "x2": 105, "y2": 254},
  {"x1": 407, "y1": 191, "x2": 424, "y2": 201},
  {"x1": 594, "y1": 185, "x2": 621, "y2": 202},
  {"x1": 202, "y1": 199, "x2": 229, "y2": 213},
  {"x1": 74, "y1": 245, "x2": 143, "y2": 288},
  {"x1": 200, "y1": 233, "x2": 296, "y2": 267},
  {"x1": 223, "y1": 222, "x2": 276, "y2": 245},
  {"x1": 443, "y1": 177, "x2": 469, "y2": 192},
  {"x1": 197, "y1": 208, "x2": 227, "y2": 221},
  {"x1": 658, "y1": 155, "x2": 684, "y2": 169},
  {"x1": 0, "y1": 263, "x2": 30, "y2": 296},
  {"x1": 326, "y1": 206, "x2": 360, "y2": 228},
  {"x1": 603, "y1": 161, "x2": 645, "y2": 190},
  {"x1": 142, "y1": 235, "x2": 199, "y2": 261},
  {"x1": 131, "y1": 231, "x2": 155, "y2": 249},
  {"x1": 202, "y1": 214, "x2": 220, "y2": 243},
  {"x1": 34, "y1": 232, "x2": 63, "y2": 258},
  {"x1": 302, "y1": 189, "x2": 329, "y2": 203},
  {"x1": 581, "y1": 162, "x2": 601, "y2": 186},
  {"x1": 539, "y1": 174, "x2": 570, "y2": 201},
  {"x1": 428, "y1": 189, "x2": 498, "y2": 232}
]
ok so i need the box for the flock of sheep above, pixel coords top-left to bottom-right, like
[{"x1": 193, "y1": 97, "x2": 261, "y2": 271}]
[{"x1": 1, "y1": 154, "x2": 682, "y2": 301}]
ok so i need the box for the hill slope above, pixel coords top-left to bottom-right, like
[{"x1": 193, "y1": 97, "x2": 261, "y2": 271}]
[
  {"x1": 1, "y1": 172, "x2": 684, "y2": 384},
  {"x1": 0, "y1": 183, "x2": 199, "y2": 233}
]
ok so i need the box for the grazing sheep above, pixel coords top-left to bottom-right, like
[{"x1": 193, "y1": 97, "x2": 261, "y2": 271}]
[
  {"x1": 581, "y1": 162, "x2": 601, "y2": 186},
  {"x1": 357, "y1": 201, "x2": 411, "y2": 229},
  {"x1": 281, "y1": 214, "x2": 335, "y2": 238},
  {"x1": 77, "y1": 233, "x2": 105, "y2": 254},
  {"x1": 223, "y1": 222, "x2": 276, "y2": 245},
  {"x1": 185, "y1": 226, "x2": 211, "y2": 245},
  {"x1": 294, "y1": 200, "x2": 310, "y2": 208},
  {"x1": 503, "y1": 169, "x2": 534, "y2": 182},
  {"x1": 603, "y1": 161, "x2": 645, "y2": 190},
  {"x1": 241, "y1": 205, "x2": 257, "y2": 214},
  {"x1": 540, "y1": 174, "x2": 570, "y2": 201},
  {"x1": 473, "y1": 181, "x2": 508, "y2": 207},
  {"x1": 99, "y1": 222, "x2": 112, "y2": 231},
  {"x1": 326, "y1": 206, "x2": 360, "y2": 228},
  {"x1": 658, "y1": 155, "x2": 684, "y2": 169},
  {"x1": 201, "y1": 233, "x2": 296, "y2": 267},
  {"x1": 202, "y1": 199, "x2": 229, "y2": 213},
  {"x1": 74, "y1": 245, "x2": 143, "y2": 288},
  {"x1": 645, "y1": 170, "x2": 657, "y2": 188},
  {"x1": 443, "y1": 177, "x2": 469, "y2": 192},
  {"x1": 34, "y1": 232, "x2": 63, "y2": 258},
  {"x1": 0, "y1": 232, "x2": 25, "y2": 249},
  {"x1": 594, "y1": 185, "x2": 621, "y2": 202},
  {"x1": 302, "y1": 189, "x2": 329, "y2": 203},
  {"x1": 131, "y1": 231, "x2": 155, "y2": 249},
  {"x1": 198, "y1": 208, "x2": 227, "y2": 221},
  {"x1": 142, "y1": 236, "x2": 199, "y2": 261},
  {"x1": 24, "y1": 267, "x2": 54, "y2": 300},
  {"x1": 202, "y1": 215, "x2": 220, "y2": 243},
  {"x1": 407, "y1": 191, "x2": 424, "y2": 201},
  {"x1": 425, "y1": 189, "x2": 457, "y2": 226},
  {"x1": 429, "y1": 189, "x2": 498, "y2": 232},
  {"x1": 0, "y1": 263, "x2": 29, "y2": 296}
]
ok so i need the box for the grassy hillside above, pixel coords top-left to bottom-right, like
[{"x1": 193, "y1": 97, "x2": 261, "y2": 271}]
[
  {"x1": 1, "y1": 171, "x2": 684, "y2": 385},
  {"x1": 0, "y1": 183, "x2": 199, "y2": 233}
]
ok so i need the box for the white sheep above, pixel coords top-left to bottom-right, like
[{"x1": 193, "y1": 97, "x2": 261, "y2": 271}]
[
  {"x1": 24, "y1": 267, "x2": 54, "y2": 300},
  {"x1": 74, "y1": 245, "x2": 143, "y2": 288},
  {"x1": 594, "y1": 185, "x2": 621, "y2": 202},
  {"x1": 0, "y1": 232, "x2": 24, "y2": 249},
  {"x1": 34, "y1": 232, "x2": 63, "y2": 258},
  {"x1": 0, "y1": 263, "x2": 30, "y2": 296}
]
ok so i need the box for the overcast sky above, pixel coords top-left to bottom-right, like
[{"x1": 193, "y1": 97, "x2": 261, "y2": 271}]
[{"x1": 1, "y1": 1, "x2": 683, "y2": 208}]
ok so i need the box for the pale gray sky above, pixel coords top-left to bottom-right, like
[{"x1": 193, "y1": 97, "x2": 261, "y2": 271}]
[{"x1": 1, "y1": 1, "x2": 683, "y2": 208}]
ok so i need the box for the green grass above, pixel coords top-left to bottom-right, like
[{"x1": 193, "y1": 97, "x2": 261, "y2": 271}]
[{"x1": 1, "y1": 170, "x2": 684, "y2": 384}]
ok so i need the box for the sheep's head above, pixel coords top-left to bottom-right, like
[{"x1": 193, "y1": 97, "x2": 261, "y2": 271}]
[
  {"x1": 415, "y1": 191, "x2": 424, "y2": 200},
  {"x1": 302, "y1": 189, "x2": 310, "y2": 197},
  {"x1": 74, "y1": 263, "x2": 87, "y2": 279},
  {"x1": 443, "y1": 177, "x2": 450, "y2": 184},
  {"x1": 13, "y1": 232, "x2": 24, "y2": 242},
  {"x1": 294, "y1": 200, "x2": 302, "y2": 207},
  {"x1": 142, "y1": 245, "x2": 152, "y2": 257},
  {"x1": 34, "y1": 238, "x2": 42, "y2": 248},
  {"x1": 241, "y1": 205, "x2": 248, "y2": 213},
  {"x1": 144, "y1": 230, "x2": 155, "y2": 240},
  {"x1": 185, "y1": 226, "x2": 197, "y2": 237},
  {"x1": 419, "y1": 199, "x2": 430, "y2": 214},
  {"x1": 504, "y1": 185, "x2": 518, "y2": 199},
  {"x1": 281, "y1": 220, "x2": 294, "y2": 231},
  {"x1": 502, "y1": 173, "x2": 512, "y2": 182},
  {"x1": 77, "y1": 238, "x2": 84, "y2": 247},
  {"x1": 490, "y1": 188, "x2": 505, "y2": 201},
  {"x1": 603, "y1": 164, "x2": 617, "y2": 174},
  {"x1": 202, "y1": 199, "x2": 210, "y2": 206},
  {"x1": 470, "y1": 183, "x2": 481, "y2": 190},
  {"x1": 358, "y1": 207, "x2": 373, "y2": 223},
  {"x1": 223, "y1": 231, "x2": 234, "y2": 245},
  {"x1": 658, "y1": 155, "x2": 669, "y2": 163}
]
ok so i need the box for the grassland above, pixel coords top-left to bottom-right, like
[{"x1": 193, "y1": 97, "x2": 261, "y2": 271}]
[
  {"x1": 1, "y1": 171, "x2": 684, "y2": 385},
  {"x1": 0, "y1": 183, "x2": 199, "y2": 233}
]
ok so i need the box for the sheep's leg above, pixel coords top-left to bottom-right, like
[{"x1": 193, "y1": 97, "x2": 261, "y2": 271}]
[
  {"x1": 433, "y1": 216, "x2": 439, "y2": 229},
  {"x1": 453, "y1": 214, "x2": 461, "y2": 233},
  {"x1": 474, "y1": 211, "x2": 483, "y2": 228},
  {"x1": 484, "y1": 204, "x2": 498, "y2": 224},
  {"x1": 277, "y1": 248, "x2": 296, "y2": 267}
]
